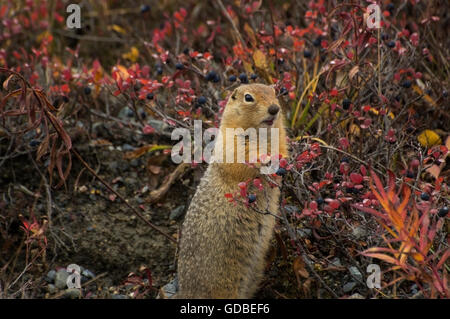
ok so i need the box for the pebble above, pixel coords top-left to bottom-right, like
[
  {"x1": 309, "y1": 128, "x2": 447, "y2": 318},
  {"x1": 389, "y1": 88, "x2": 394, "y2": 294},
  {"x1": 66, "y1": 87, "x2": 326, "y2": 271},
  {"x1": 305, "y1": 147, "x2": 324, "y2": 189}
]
[
  {"x1": 349, "y1": 266, "x2": 363, "y2": 281},
  {"x1": 55, "y1": 269, "x2": 69, "y2": 289},
  {"x1": 147, "y1": 118, "x2": 169, "y2": 133},
  {"x1": 46, "y1": 269, "x2": 57, "y2": 283},
  {"x1": 82, "y1": 269, "x2": 95, "y2": 279},
  {"x1": 122, "y1": 144, "x2": 135, "y2": 152},
  {"x1": 348, "y1": 293, "x2": 364, "y2": 299},
  {"x1": 118, "y1": 107, "x2": 134, "y2": 120},
  {"x1": 157, "y1": 277, "x2": 178, "y2": 299},
  {"x1": 297, "y1": 228, "x2": 312, "y2": 238},
  {"x1": 352, "y1": 226, "x2": 366, "y2": 239},
  {"x1": 343, "y1": 281, "x2": 357, "y2": 293},
  {"x1": 330, "y1": 257, "x2": 342, "y2": 267},
  {"x1": 111, "y1": 294, "x2": 128, "y2": 299},
  {"x1": 47, "y1": 284, "x2": 57, "y2": 294},
  {"x1": 170, "y1": 205, "x2": 185, "y2": 220},
  {"x1": 64, "y1": 288, "x2": 82, "y2": 299}
]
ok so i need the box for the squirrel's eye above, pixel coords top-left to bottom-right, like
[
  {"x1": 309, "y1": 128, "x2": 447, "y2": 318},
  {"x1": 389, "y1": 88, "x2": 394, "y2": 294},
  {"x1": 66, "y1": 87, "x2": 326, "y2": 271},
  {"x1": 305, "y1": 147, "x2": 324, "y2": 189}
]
[{"x1": 244, "y1": 94, "x2": 254, "y2": 102}]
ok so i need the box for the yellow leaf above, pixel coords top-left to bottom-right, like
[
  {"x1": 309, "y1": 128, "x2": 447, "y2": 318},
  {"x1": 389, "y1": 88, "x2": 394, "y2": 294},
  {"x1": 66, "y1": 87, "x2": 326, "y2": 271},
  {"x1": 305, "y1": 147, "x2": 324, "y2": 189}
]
[
  {"x1": 418, "y1": 130, "x2": 442, "y2": 147},
  {"x1": 253, "y1": 49, "x2": 268, "y2": 70},
  {"x1": 350, "y1": 123, "x2": 360, "y2": 137},
  {"x1": 244, "y1": 23, "x2": 257, "y2": 47},
  {"x1": 110, "y1": 24, "x2": 126, "y2": 34},
  {"x1": 122, "y1": 47, "x2": 139, "y2": 63}
]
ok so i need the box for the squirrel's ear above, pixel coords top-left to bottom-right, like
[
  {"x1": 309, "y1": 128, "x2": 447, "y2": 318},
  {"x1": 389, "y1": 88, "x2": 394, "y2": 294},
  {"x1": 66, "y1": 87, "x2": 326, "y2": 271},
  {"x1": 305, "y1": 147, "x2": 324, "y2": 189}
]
[
  {"x1": 230, "y1": 88, "x2": 238, "y2": 100},
  {"x1": 269, "y1": 84, "x2": 276, "y2": 95}
]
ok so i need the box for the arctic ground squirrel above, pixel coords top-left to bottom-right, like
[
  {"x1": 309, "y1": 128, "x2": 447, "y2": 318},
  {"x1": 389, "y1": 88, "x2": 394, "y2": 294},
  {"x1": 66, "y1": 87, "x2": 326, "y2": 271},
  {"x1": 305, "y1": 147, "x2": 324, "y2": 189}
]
[{"x1": 177, "y1": 83, "x2": 288, "y2": 298}]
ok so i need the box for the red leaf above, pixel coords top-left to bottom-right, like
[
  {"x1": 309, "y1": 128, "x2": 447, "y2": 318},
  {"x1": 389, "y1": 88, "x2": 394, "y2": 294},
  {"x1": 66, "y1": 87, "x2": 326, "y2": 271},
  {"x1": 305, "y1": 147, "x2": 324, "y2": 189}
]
[{"x1": 350, "y1": 173, "x2": 363, "y2": 184}]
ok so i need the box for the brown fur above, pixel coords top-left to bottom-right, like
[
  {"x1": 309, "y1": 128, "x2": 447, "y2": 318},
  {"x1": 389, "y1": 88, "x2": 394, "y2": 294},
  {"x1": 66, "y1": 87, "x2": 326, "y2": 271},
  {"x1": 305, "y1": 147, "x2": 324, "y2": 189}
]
[{"x1": 176, "y1": 84, "x2": 288, "y2": 298}]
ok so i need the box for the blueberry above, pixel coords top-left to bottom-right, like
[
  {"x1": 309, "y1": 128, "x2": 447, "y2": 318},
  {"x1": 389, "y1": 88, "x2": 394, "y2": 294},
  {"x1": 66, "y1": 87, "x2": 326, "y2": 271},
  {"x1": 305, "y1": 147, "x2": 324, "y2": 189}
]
[
  {"x1": 276, "y1": 167, "x2": 287, "y2": 176},
  {"x1": 206, "y1": 71, "x2": 217, "y2": 81},
  {"x1": 84, "y1": 86, "x2": 91, "y2": 95},
  {"x1": 381, "y1": 33, "x2": 389, "y2": 41},
  {"x1": 341, "y1": 157, "x2": 350, "y2": 163},
  {"x1": 183, "y1": 48, "x2": 189, "y2": 55},
  {"x1": 387, "y1": 41, "x2": 396, "y2": 48},
  {"x1": 401, "y1": 80, "x2": 412, "y2": 88},
  {"x1": 62, "y1": 96, "x2": 69, "y2": 103},
  {"x1": 316, "y1": 197, "x2": 324, "y2": 205},
  {"x1": 443, "y1": 90, "x2": 448, "y2": 98},
  {"x1": 406, "y1": 171, "x2": 415, "y2": 178},
  {"x1": 29, "y1": 140, "x2": 40, "y2": 147},
  {"x1": 212, "y1": 73, "x2": 220, "y2": 83},
  {"x1": 127, "y1": 109, "x2": 134, "y2": 118},
  {"x1": 175, "y1": 63, "x2": 184, "y2": 70},
  {"x1": 346, "y1": 187, "x2": 359, "y2": 194},
  {"x1": 277, "y1": 58, "x2": 285, "y2": 65},
  {"x1": 140, "y1": 4, "x2": 150, "y2": 13},
  {"x1": 313, "y1": 37, "x2": 321, "y2": 47},
  {"x1": 239, "y1": 73, "x2": 248, "y2": 84},
  {"x1": 303, "y1": 50, "x2": 312, "y2": 58},
  {"x1": 140, "y1": 110, "x2": 147, "y2": 119},
  {"x1": 156, "y1": 66, "x2": 163, "y2": 75},
  {"x1": 198, "y1": 96, "x2": 207, "y2": 105},
  {"x1": 420, "y1": 192, "x2": 430, "y2": 201},
  {"x1": 248, "y1": 194, "x2": 257, "y2": 204},
  {"x1": 52, "y1": 98, "x2": 60, "y2": 107},
  {"x1": 280, "y1": 87, "x2": 288, "y2": 96},
  {"x1": 438, "y1": 206, "x2": 449, "y2": 217},
  {"x1": 228, "y1": 75, "x2": 237, "y2": 82},
  {"x1": 250, "y1": 73, "x2": 258, "y2": 80},
  {"x1": 342, "y1": 98, "x2": 351, "y2": 110},
  {"x1": 146, "y1": 93, "x2": 154, "y2": 100},
  {"x1": 387, "y1": 3, "x2": 394, "y2": 12}
]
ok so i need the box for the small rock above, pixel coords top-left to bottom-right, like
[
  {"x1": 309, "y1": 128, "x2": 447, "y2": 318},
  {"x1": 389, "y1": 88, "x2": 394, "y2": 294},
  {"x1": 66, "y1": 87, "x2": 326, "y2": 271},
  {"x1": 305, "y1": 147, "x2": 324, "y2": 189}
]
[
  {"x1": 284, "y1": 205, "x2": 297, "y2": 214},
  {"x1": 348, "y1": 293, "x2": 364, "y2": 299},
  {"x1": 349, "y1": 266, "x2": 363, "y2": 281},
  {"x1": 343, "y1": 281, "x2": 357, "y2": 293},
  {"x1": 157, "y1": 277, "x2": 178, "y2": 299},
  {"x1": 46, "y1": 270, "x2": 57, "y2": 283},
  {"x1": 352, "y1": 226, "x2": 366, "y2": 239},
  {"x1": 64, "y1": 288, "x2": 81, "y2": 299},
  {"x1": 297, "y1": 228, "x2": 312, "y2": 238},
  {"x1": 55, "y1": 269, "x2": 69, "y2": 289},
  {"x1": 330, "y1": 257, "x2": 342, "y2": 267},
  {"x1": 82, "y1": 269, "x2": 95, "y2": 279},
  {"x1": 122, "y1": 144, "x2": 135, "y2": 152},
  {"x1": 108, "y1": 161, "x2": 119, "y2": 172},
  {"x1": 148, "y1": 118, "x2": 169, "y2": 133},
  {"x1": 118, "y1": 107, "x2": 134, "y2": 120},
  {"x1": 170, "y1": 205, "x2": 185, "y2": 220},
  {"x1": 111, "y1": 294, "x2": 128, "y2": 299},
  {"x1": 47, "y1": 284, "x2": 57, "y2": 294}
]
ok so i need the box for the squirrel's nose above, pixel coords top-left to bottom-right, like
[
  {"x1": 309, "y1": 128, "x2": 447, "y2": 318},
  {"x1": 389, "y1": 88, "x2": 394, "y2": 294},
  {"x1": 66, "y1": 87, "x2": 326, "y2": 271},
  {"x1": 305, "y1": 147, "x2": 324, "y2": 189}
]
[{"x1": 268, "y1": 104, "x2": 280, "y2": 115}]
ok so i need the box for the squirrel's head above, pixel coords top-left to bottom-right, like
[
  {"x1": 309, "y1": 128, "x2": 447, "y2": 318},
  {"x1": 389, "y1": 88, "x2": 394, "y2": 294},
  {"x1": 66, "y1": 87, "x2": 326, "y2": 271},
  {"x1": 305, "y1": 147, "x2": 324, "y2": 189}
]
[
  {"x1": 221, "y1": 83, "x2": 283, "y2": 130},
  {"x1": 214, "y1": 84, "x2": 288, "y2": 173}
]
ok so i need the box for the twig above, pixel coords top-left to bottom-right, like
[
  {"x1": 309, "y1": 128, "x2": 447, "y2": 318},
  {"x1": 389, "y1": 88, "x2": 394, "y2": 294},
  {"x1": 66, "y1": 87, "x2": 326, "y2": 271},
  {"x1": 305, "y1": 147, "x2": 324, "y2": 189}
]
[{"x1": 215, "y1": 0, "x2": 247, "y2": 49}]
